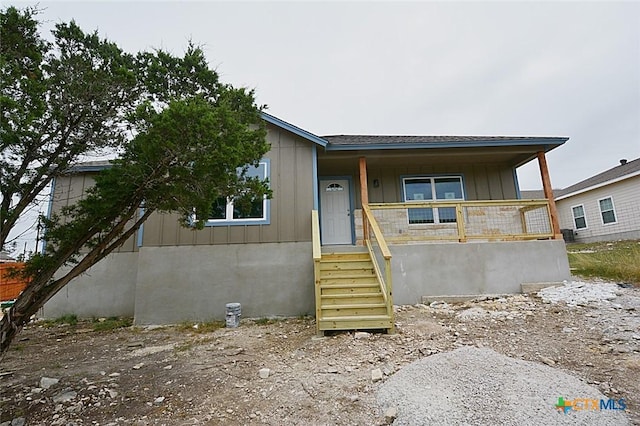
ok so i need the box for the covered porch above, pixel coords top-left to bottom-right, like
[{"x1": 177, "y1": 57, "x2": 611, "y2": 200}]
[{"x1": 311, "y1": 136, "x2": 570, "y2": 335}]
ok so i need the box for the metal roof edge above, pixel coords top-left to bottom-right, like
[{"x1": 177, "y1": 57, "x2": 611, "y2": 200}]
[
  {"x1": 66, "y1": 163, "x2": 113, "y2": 173},
  {"x1": 260, "y1": 112, "x2": 328, "y2": 147},
  {"x1": 324, "y1": 138, "x2": 568, "y2": 151}
]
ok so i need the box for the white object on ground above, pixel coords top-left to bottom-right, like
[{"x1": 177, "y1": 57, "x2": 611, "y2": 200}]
[{"x1": 538, "y1": 281, "x2": 619, "y2": 306}]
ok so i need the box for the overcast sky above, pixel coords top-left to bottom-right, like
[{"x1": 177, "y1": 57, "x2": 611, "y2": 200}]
[{"x1": 5, "y1": 0, "x2": 640, "y2": 253}]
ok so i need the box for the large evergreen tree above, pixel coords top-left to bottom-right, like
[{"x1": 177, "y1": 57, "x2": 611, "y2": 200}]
[
  {"x1": 1, "y1": 6, "x2": 138, "y2": 250},
  {"x1": 0, "y1": 7, "x2": 271, "y2": 355}
]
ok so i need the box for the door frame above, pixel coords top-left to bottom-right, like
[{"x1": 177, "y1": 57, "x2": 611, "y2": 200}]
[{"x1": 318, "y1": 176, "x2": 356, "y2": 245}]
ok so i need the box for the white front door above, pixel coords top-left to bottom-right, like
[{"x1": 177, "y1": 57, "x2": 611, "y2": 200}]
[{"x1": 320, "y1": 179, "x2": 352, "y2": 245}]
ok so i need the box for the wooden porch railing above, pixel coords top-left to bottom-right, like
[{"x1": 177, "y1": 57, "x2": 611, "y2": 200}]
[
  {"x1": 362, "y1": 205, "x2": 394, "y2": 331},
  {"x1": 368, "y1": 199, "x2": 554, "y2": 243}
]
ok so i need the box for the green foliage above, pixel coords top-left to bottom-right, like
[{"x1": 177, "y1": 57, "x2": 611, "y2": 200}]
[
  {"x1": 134, "y1": 43, "x2": 222, "y2": 109},
  {"x1": 92, "y1": 317, "x2": 133, "y2": 332},
  {"x1": 175, "y1": 321, "x2": 225, "y2": 334},
  {"x1": 1, "y1": 6, "x2": 138, "y2": 250},
  {"x1": 1, "y1": 6, "x2": 270, "y2": 251},
  {"x1": 5, "y1": 8, "x2": 269, "y2": 277},
  {"x1": 1, "y1": 6, "x2": 270, "y2": 356},
  {"x1": 567, "y1": 240, "x2": 640, "y2": 285},
  {"x1": 30, "y1": 97, "x2": 269, "y2": 276},
  {"x1": 0, "y1": 6, "x2": 49, "y2": 147},
  {"x1": 41, "y1": 314, "x2": 78, "y2": 327},
  {"x1": 253, "y1": 317, "x2": 285, "y2": 325}
]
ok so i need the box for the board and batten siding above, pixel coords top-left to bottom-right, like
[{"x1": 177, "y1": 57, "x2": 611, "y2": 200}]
[
  {"x1": 557, "y1": 176, "x2": 640, "y2": 242},
  {"x1": 366, "y1": 163, "x2": 518, "y2": 203},
  {"x1": 318, "y1": 155, "x2": 518, "y2": 207},
  {"x1": 50, "y1": 174, "x2": 139, "y2": 253},
  {"x1": 142, "y1": 123, "x2": 316, "y2": 246}
]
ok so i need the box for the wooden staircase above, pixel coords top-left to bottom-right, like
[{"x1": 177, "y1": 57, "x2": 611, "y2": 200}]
[{"x1": 316, "y1": 251, "x2": 394, "y2": 334}]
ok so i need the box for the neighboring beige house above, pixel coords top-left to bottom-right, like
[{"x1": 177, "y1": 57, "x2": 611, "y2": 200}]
[
  {"x1": 523, "y1": 158, "x2": 640, "y2": 244},
  {"x1": 557, "y1": 158, "x2": 640, "y2": 243},
  {"x1": 44, "y1": 113, "x2": 571, "y2": 333}
]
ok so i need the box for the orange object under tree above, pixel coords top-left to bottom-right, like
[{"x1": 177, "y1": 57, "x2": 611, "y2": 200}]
[{"x1": 0, "y1": 263, "x2": 29, "y2": 302}]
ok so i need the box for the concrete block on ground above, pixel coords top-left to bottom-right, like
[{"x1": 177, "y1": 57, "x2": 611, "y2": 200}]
[{"x1": 521, "y1": 282, "x2": 563, "y2": 293}]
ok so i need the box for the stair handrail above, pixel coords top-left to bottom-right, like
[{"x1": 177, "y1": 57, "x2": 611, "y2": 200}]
[
  {"x1": 362, "y1": 205, "x2": 393, "y2": 310},
  {"x1": 362, "y1": 205, "x2": 391, "y2": 259},
  {"x1": 311, "y1": 210, "x2": 321, "y2": 261},
  {"x1": 365, "y1": 239, "x2": 388, "y2": 304},
  {"x1": 311, "y1": 210, "x2": 322, "y2": 334}
]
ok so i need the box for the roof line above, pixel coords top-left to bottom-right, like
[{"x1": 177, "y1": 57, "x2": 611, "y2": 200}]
[
  {"x1": 322, "y1": 134, "x2": 568, "y2": 139},
  {"x1": 555, "y1": 170, "x2": 640, "y2": 201},
  {"x1": 260, "y1": 112, "x2": 328, "y2": 147},
  {"x1": 66, "y1": 163, "x2": 113, "y2": 173},
  {"x1": 324, "y1": 138, "x2": 568, "y2": 151}
]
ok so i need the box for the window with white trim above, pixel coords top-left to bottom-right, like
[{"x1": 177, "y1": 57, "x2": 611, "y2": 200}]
[
  {"x1": 571, "y1": 205, "x2": 587, "y2": 229},
  {"x1": 598, "y1": 197, "x2": 617, "y2": 225},
  {"x1": 206, "y1": 161, "x2": 269, "y2": 225},
  {"x1": 402, "y1": 176, "x2": 464, "y2": 224}
]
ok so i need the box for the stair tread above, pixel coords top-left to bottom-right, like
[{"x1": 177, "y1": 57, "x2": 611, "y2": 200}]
[
  {"x1": 319, "y1": 314, "x2": 392, "y2": 321},
  {"x1": 320, "y1": 257, "x2": 371, "y2": 262},
  {"x1": 320, "y1": 269, "x2": 374, "y2": 273},
  {"x1": 321, "y1": 256, "x2": 371, "y2": 259},
  {"x1": 322, "y1": 252, "x2": 369, "y2": 256},
  {"x1": 321, "y1": 282, "x2": 379, "y2": 288},
  {"x1": 320, "y1": 278, "x2": 378, "y2": 284},
  {"x1": 320, "y1": 265, "x2": 374, "y2": 270},
  {"x1": 321, "y1": 303, "x2": 386, "y2": 309},
  {"x1": 320, "y1": 271, "x2": 376, "y2": 277},
  {"x1": 321, "y1": 292, "x2": 382, "y2": 298}
]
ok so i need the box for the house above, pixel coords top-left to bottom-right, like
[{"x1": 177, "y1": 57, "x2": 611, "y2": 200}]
[
  {"x1": 42, "y1": 113, "x2": 571, "y2": 334},
  {"x1": 524, "y1": 158, "x2": 640, "y2": 243}
]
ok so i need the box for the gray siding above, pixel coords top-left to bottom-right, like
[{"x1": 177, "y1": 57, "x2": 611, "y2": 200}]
[
  {"x1": 142, "y1": 123, "x2": 315, "y2": 246},
  {"x1": 50, "y1": 174, "x2": 138, "y2": 253},
  {"x1": 557, "y1": 176, "x2": 640, "y2": 242},
  {"x1": 51, "y1": 174, "x2": 93, "y2": 212}
]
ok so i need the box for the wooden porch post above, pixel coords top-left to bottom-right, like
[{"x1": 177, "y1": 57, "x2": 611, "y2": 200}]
[
  {"x1": 359, "y1": 157, "x2": 369, "y2": 243},
  {"x1": 537, "y1": 151, "x2": 562, "y2": 239}
]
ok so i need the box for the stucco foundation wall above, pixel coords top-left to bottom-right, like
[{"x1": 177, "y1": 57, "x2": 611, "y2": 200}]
[
  {"x1": 134, "y1": 243, "x2": 314, "y2": 324},
  {"x1": 390, "y1": 240, "x2": 570, "y2": 304},
  {"x1": 42, "y1": 252, "x2": 139, "y2": 319}
]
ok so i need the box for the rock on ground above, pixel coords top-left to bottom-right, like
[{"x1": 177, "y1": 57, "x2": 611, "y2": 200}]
[
  {"x1": 538, "y1": 281, "x2": 620, "y2": 306},
  {"x1": 378, "y1": 346, "x2": 630, "y2": 426}
]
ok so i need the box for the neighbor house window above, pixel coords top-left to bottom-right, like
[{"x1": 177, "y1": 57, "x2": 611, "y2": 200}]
[
  {"x1": 402, "y1": 176, "x2": 464, "y2": 224},
  {"x1": 206, "y1": 160, "x2": 270, "y2": 225},
  {"x1": 571, "y1": 205, "x2": 587, "y2": 230},
  {"x1": 598, "y1": 197, "x2": 617, "y2": 224}
]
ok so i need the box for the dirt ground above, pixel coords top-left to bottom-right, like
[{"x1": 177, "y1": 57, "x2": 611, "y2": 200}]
[{"x1": 2, "y1": 281, "x2": 639, "y2": 425}]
